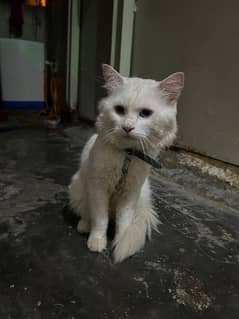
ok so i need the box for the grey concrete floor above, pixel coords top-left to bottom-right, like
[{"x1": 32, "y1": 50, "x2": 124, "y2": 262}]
[{"x1": 0, "y1": 124, "x2": 239, "y2": 319}]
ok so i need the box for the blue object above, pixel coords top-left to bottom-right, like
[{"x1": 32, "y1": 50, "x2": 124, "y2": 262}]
[{"x1": 2, "y1": 101, "x2": 45, "y2": 109}]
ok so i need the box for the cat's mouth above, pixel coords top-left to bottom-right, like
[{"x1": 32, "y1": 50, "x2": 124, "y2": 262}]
[
  {"x1": 115, "y1": 133, "x2": 141, "y2": 148},
  {"x1": 117, "y1": 129, "x2": 138, "y2": 140},
  {"x1": 106, "y1": 132, "x2": 147, "y2": 152},
  {"x1": 101, "y1": 127, "x2": 141, "y2": 148},
  {"x1": 119, "y1": 134, "x2": 140, "y2": 144},
  {"x1": 122, "y1": 134, "x2": 136, "y2": 139}
]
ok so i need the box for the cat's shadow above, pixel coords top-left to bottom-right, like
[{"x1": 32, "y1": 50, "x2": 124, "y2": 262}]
[{"x1": 61, "y1": 204, "x2": 115, "y2": 240}]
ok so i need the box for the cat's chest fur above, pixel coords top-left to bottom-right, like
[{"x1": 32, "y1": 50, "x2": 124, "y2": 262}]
[{"x1": 85, "y1": 135, "x2": 149, "y2": 193}]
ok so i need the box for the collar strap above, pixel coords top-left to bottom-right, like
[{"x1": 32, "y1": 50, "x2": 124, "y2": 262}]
[{"x1": 125, "y1": 148, "x2": 162, "y2": 169}]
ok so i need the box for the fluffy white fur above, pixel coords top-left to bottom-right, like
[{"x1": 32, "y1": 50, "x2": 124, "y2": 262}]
[{"x1": 69, "y1": 64, "x2": 184, "y2": 263}]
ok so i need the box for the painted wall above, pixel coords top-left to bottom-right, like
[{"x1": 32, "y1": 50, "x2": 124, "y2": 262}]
[
  {"x1": 0, "y1": 1, "x2": 46, "y2": 42},
  {"x1": 132, "y1": 0, "x2": 239, "y2": 166}
]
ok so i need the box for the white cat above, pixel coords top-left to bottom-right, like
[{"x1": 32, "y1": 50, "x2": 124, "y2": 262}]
[{"x1": 69, "y1": 64, "x2": 184, "y2": 263}]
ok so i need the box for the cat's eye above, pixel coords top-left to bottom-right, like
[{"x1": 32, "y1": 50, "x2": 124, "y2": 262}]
[
  {"x1": 139, "y1": 108, "x2": 153, "y2": 118},
  {"x1": 114, "y1": 105, "x2": 125, "y2": 115}
]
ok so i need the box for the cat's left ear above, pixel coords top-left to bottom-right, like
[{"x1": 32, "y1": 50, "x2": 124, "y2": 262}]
[
  {"x1": 102, "y1": 64, "x2": 124, "y2": 92},
  {"x1": 159, "y1": 72, "x2": 184, "y2": 104}
]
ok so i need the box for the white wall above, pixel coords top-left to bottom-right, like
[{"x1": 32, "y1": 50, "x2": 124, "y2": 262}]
[
  {"x1": 132, "y1": 0, "x2": 239, "y2": 166},
  {"x1": 0, "y1": 39, "x2": 44, "y2": 103}
]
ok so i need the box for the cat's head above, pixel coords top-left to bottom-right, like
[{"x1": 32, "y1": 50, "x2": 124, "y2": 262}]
[{"x1": 96, "y1": 64, "x2": 184, "y2": 152}]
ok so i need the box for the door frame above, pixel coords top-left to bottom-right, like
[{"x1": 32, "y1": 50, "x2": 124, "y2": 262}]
[
  {"x1": 118, "y1": 0, "x2": 135, "y2": 76},
  {"x1": 66, "y1": 0, "x2": 135, "y2": 114},
  {"x1": 66, "y1": 0, "x2": 81, "y2": 111},
  {"x1": 110, "y1": 0, "x2": 135, "y2": 76}
]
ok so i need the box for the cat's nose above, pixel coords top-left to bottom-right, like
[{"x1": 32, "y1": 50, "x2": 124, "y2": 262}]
[{"x1": 122, "y1": 126, "x2": 134, "y2": 134}]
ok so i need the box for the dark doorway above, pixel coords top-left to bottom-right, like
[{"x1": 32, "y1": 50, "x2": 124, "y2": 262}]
[
  {"x1": 78, "y1": 0, "x2": 114, "y2": 122},
  {"x1": 46, "y1": 0, "x2": 68, "y2": 114}
]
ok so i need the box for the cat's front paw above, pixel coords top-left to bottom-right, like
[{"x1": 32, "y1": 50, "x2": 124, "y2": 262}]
[
  {"x1": 87, "y1": 234, "x2": 107, "y2": 252},
  {"x1": 77, "y1": 219, "x2": 90, "y2": 234}
]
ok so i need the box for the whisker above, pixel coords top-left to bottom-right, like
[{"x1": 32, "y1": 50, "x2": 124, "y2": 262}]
[
  {"x1": 101, "y1": 128, "x2": 116, "y2": 145},
  {"x1": 142, "y1": 138, "x2": 148, "y2": 154},
  {"x1": 144, "y1": 136, "x2": 154, "y2": 150},
  {"x1": 139, "y1": 138, "x2": 146, "y2": 155}
]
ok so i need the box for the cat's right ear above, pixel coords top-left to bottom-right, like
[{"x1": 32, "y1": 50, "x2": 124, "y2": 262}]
[{"x1": 102, "y1": 64, "x2": 124, "y2": 92}]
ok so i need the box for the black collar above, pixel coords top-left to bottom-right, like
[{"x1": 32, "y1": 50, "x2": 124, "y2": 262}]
[{"x1": 122, "y1": 148, "x2": 161, "y2": 176}]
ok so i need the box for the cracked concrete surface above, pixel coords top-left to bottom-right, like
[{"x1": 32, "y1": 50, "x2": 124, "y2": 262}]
[{"x1": 0, "y1": 124, "x2": 239, "y2": 319}]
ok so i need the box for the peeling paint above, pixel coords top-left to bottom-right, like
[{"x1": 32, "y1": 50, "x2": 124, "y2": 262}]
[
  {"x1": 173, "y1": 270, "x2": 211, "y2": 312},
  {"x1": 0, "y1": 173, "x2": 66, "y2": 218},
  {"x1": 178, "y1": 153, "x2": 239, "y2": 188}
]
